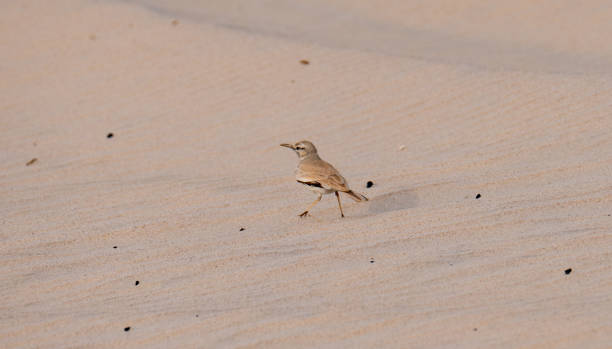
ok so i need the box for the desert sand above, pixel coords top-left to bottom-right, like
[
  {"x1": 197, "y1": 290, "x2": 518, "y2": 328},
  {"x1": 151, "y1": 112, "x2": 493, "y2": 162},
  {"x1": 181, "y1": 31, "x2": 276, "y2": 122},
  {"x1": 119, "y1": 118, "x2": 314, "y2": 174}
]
[{"x1": 1, "y1": 0, "x2": 611, "y2": 347}]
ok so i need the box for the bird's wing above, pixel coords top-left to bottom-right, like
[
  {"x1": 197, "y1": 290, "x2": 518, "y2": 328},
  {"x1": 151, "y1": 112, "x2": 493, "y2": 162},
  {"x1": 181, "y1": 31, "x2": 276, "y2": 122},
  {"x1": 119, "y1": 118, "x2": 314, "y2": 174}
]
[{"x1": 296, "y1": 159, "x2": 350, "y2": 191}]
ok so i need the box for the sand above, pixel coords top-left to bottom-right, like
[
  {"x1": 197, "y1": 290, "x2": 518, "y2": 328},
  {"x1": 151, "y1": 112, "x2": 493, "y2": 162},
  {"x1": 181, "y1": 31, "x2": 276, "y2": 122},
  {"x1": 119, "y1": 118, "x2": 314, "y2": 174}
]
[{"x1": 1, "y1": 0, "x2": 611, "y2": 347}]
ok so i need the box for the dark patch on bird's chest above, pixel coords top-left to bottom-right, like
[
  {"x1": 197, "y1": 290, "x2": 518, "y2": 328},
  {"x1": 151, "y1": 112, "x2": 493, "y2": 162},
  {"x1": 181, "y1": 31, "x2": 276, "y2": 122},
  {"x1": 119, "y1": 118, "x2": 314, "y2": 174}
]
[{"x1": 297, "y1": 180, "x2": 323, "y2": 188}]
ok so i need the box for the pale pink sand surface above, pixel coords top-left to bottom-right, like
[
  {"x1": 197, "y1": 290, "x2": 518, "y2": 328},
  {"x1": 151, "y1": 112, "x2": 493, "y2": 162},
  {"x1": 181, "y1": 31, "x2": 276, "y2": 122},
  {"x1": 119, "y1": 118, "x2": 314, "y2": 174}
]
[{"x1": 1, "y1": 1, "x2": 611, "y2": 348}]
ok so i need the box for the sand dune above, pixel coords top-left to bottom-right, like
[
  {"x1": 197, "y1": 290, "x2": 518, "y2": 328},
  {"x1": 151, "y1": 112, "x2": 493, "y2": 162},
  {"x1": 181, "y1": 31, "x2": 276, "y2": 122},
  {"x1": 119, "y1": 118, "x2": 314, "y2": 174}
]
[{"x1": 1, "y1": 0, "x2": 611, "y2": 347}]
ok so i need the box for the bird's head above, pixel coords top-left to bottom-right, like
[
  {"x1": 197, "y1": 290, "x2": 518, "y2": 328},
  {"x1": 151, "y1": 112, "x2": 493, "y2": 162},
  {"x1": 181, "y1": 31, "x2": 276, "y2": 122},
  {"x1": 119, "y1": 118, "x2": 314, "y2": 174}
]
[{"x1": 280, "y1": 140, "x2": 318, "y2": 159}]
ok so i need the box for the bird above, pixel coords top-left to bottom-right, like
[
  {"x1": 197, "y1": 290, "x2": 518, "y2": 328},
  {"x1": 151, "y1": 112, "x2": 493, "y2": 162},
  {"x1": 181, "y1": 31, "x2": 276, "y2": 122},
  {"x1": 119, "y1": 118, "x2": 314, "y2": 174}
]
[{"x1": 280, "y1": 140, "x2": 368, "y2": 217}]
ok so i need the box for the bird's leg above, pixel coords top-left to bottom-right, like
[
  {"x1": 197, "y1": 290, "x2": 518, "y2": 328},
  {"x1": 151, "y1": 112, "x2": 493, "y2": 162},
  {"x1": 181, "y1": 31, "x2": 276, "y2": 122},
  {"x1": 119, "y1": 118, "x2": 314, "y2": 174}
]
[
  {"x1": 299, "y1": 193, "x2": 322, "y2": 217},
  {"x1": 335, "y1": 191, "x2": 344, "y2": 218}
]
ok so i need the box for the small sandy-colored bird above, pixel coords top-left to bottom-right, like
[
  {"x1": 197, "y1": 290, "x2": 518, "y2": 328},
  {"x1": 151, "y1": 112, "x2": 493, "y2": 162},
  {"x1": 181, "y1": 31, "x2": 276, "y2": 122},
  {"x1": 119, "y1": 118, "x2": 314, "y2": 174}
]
[{"x1": 281, "y1": 140, "x2": 368, "y2": 217}]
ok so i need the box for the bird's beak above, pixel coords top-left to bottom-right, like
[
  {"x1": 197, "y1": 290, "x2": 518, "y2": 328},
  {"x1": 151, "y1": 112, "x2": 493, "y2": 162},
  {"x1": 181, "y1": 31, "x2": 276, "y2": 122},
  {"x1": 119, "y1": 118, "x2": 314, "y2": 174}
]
[{"x1": 280, "y1": 143, "x2": 295, "y2": 150}]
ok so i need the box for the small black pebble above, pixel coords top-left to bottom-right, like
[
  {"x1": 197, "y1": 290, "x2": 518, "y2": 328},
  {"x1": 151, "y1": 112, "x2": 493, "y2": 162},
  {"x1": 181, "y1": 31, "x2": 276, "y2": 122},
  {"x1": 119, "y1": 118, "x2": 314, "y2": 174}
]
[
  {"x1": 473, "y1": 328, "x2": 478, "y2": 331},
  {"x1": 107, "y1": 133, "x2": 114, "y2": 139},
  {"x1": 475, "y1": 193, "x2": 481, "y2": 199},
  {"x1": 124, "y1": 327, "x2": 131, "y2": 332},
  {"x1": 370, "y1": 259, "x2": 375, "y2": 264},
  {"x1": 239, "y1": 227, "x2": 245, "y2": 231},
  {"x1": 565, "y1": 268, "x2": 572, "y2": 275},
  {"x1": 113, "y1": 246, "x2": 117, "y2": 249},
  {"x1": 135, "y1": 280, "x2": 140, "y2": 286},
  {"x1": 366, "y1": 181, "x2": 374, "y2": 188},
  {"x1": 195, "y1": 314, "x2": 199, "y2": 318}
]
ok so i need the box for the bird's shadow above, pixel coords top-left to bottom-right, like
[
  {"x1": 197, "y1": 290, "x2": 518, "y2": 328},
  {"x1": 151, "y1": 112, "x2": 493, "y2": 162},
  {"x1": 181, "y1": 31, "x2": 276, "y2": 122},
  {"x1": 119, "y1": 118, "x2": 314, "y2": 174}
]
[{"x1": 362, "y1": 188, "x2": 419, "y2": 215}]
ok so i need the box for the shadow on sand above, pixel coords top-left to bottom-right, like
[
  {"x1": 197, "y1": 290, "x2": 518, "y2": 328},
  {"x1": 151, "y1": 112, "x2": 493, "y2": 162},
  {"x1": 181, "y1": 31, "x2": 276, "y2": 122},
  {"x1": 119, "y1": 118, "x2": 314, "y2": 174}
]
[{"x1": 365, "y1": 188, "x2": 418, "y2": 215}]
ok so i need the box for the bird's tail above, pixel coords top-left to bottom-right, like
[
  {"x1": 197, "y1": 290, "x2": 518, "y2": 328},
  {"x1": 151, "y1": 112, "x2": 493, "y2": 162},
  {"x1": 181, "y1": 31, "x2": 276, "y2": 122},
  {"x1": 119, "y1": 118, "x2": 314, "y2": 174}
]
[{"x1": 344, "y1": 190, "x2": 369, "y2": 202}]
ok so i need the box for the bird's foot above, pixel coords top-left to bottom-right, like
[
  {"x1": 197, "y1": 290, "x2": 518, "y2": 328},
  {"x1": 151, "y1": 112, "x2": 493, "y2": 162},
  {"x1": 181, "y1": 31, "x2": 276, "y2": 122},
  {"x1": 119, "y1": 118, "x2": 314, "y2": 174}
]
[{"x1": 298, "y1": 211, "x2": 309, "y2": 217}]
